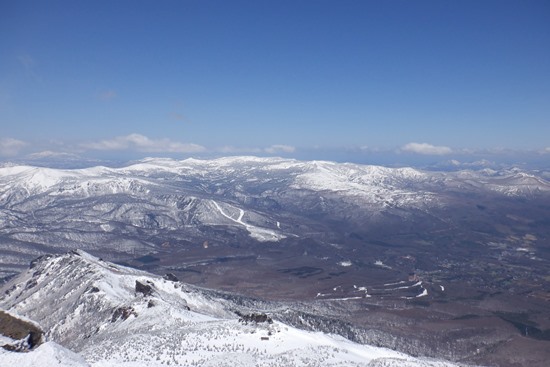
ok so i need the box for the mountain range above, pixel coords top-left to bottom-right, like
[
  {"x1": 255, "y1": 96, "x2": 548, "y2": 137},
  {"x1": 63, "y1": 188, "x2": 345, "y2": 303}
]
[
  {"x1": 1, "y1": 156, "x2": 548, "y2": 275},
  {"x1": 1, "y1": 156, "x2": 550, "y2": 366}
]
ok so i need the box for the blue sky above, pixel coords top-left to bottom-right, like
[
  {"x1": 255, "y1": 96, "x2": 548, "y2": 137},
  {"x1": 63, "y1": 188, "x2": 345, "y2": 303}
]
[{"x1": 1, "y1": 0, "x2": 549, "y2": 165}]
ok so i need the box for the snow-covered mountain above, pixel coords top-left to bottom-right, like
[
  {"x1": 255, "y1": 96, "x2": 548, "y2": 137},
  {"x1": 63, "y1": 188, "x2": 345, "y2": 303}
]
[
  {"x1": 0, "y1": 250, "x2": 464, "y2": 366},
  {"x1": 1, "y1": 157, "x2": 549, "y2": 366},
  {"x1": 1, "y1": 156, "x2": 548, "y2": 278}
]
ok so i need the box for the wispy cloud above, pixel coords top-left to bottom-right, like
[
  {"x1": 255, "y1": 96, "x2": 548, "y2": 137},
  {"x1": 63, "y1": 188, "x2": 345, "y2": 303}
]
[
  {"x1": 217, "y1": 144, "x2": 296, "y2": 155},
  {"x1": 0, "y1": 138, "x2": 27, "y2": 157},
  {"x1": 264, "y1": 144, "x2": 296, "y2": 154},
  {"x1": 401, "y1": 142, "x2": 452, "y2": 155},
  {"x1": 26, "y1": 150, "x2": 81, "y2": 159},
  {"x1": 82, "y1": 133, "x2": 205, "y2": 153},
  {"x1": 98, "y1": 90, "x2": 117, "y2": 101},
  {"x1": 218, "y1": 146, "x2": 262, "y2": 154}
]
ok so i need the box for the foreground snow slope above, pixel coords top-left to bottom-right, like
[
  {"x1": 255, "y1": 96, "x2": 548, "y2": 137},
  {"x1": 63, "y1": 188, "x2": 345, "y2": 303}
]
[
  {"x1": 0, "y1": 250, "x2": 466, "y2": 366},
  {"x1": 0, "y1": 341, "x2": 91, "y2": 367}
]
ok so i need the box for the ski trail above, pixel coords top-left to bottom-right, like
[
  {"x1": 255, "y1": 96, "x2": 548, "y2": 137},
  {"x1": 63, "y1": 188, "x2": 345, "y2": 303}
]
[
  {"x1": 211, "y1": 200, "x2": 241, "y2": 225},
  {"x1": 210, "y1": 200, "x2": 285, "y2": 242},
  {"x1": 236, "y1": 208, "x2": 244, "y2": 223},
  {"x1": 211, "y1": 200, "x2": 252, "y2": 233}
]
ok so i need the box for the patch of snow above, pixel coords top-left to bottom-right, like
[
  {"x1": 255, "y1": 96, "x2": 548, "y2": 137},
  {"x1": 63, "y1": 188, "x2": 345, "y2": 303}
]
[
  {"x1": 0, "y1": 334, "x2": 16, "y2": 344},
  {"x1": 338, "y1": 260, "x2": 352, "y2": 267},
  {"x1": 374, "y1": 260, "x2": 392, "y2": 269},
  {"x1": 0, "y1": 341, "x2": 90, "y2": 367},
  {"x1": 331, "y1": 296, "x2": 364, "y2": 301},
  {"x1": 416, "y1": 287, "x2": 429, "y2": 298},
  {"x1": 211, "y1": 200, "x2": 285, "y2": 242}
]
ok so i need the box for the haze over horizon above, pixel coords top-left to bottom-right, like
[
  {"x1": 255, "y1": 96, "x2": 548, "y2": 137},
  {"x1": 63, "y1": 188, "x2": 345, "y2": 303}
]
[{"x1": 1, "y1": 1, "x2": 549, "y2": 166}]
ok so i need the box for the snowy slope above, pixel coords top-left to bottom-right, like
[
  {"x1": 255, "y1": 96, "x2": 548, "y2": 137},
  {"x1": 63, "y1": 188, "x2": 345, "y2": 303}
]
[
  {"x1": 1, "y1": 156, "x2": 549, "y2": 279},
  {"x1": 0, "y1": 250, "x2": 466, "y2": 367},
  {"x1": 0, "y1": 342, "x2": 90, "y2": 367}
]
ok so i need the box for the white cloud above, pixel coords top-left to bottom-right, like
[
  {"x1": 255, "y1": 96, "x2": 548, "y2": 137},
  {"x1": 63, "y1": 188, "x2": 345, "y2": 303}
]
[
  {"x1": 218, "y1": 146, "x2": 262, "y2": 154},
  {"x1": 401, "y1": 142, "x2": 452, "y2": 155},
  {"x1": 264, "y1": 144, "x2": 296, "y2": 154},
  {"x1": 27, "y1": 151, "x2": 81, "y2": 159},
  {"x1": 82, "y1": 134, "x2": 205, "y2": 153},
  {"x1": 541, "y1": 147, "x2": 550, "y2": 154},
  {"x1": 358, "y1": 145, "x2": 383, "y2": 153},
  {"x1": 446, "y1": 159, "x2": 495, "y2": 168},
  {"x1": 217, "y1": 145, "x2": 295, "y2": 155},
  {"x1": 0, "y1": 138, "x2": 26, "y2": 157}
]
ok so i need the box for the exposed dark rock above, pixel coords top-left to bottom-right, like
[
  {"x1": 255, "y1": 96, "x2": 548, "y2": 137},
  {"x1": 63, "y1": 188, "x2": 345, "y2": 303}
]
[
  {"x1": 2, "y1": 344, "x2": 20, "y2": 352},
  {"x1": 69, "y1": 250, "x2": 81, "y2": 256},
  {"x1": 24, "y1": 279, "x2": 37, "y2": 291},
  {"x1": 163, "y1": 273, "x2": 179, "y2": 282},
  {"x1": 87, "y1": 286, "x2": 100, "y2": 294},
  {"x1": 1, "y1": 331, "x2": 43, "y2": 352},
  {"x1": 26, "y1": 331, "x2": 38, "y2": 349},
  {"x1": 236, "y1": 311, "x2": 273, "y2": 325},
  {"x1": 29, "y1": 254, "x2": 53, "y2": 269},
  {"x1": 147, "y1": 300, "x2": 156, "y2": 308},
  {"x1": 111, "y1": 307, "x2": 137, "y2": 322},
  {"x1": 4, "y1": 285, "x2": 16, "y2": 296},
  {"x1": 0, "y1": 310, "x2": 44, "y2": 351},
  {"x1": 135, "y1": 280, "x2": 154, "y2": 297}
]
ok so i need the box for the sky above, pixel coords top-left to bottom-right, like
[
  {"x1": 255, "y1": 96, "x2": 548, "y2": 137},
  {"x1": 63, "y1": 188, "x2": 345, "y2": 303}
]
[{"x1": 1, "y1": 0, "x2": 549, "y2": 166}]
